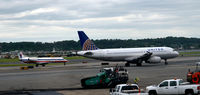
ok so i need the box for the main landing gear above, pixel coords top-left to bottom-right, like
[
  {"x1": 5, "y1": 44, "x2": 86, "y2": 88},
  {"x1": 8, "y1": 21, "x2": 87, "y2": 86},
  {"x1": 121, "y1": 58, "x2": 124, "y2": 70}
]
[
  {"x1": 136, "y1": 59, "x2": 142, "y2": 66},
  {"x1": 42, "y1": 64, "x2": 45, "y2": 67},
  {"x1": 35, "y1": 64, "x2": 46, "y2": 67},
  {"x1": 36, "y1": 64, "x2": 39, "y2": 67},
  {"x1": 125, "y1": 60, "x2": 142, "y2": 67},
  {"x1": 136, "y1": 62, "x2": 142, "y2": 66},
  {"x1": 164, "y1": 59, "x2": 168, "y2": 65},
  {"x1": 125, "y1": 63, "x2": 130, "y2": 67}
]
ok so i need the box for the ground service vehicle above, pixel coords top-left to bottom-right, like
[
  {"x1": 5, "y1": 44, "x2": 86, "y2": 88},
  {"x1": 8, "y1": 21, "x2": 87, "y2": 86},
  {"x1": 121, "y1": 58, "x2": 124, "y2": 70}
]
[
  {"x1": 81, "y1": 66, "x2": 128, "y2": 88},
  {"x1": 146, "y1": 79, "x2": 200, "y2": 95},
  {"x1": 187, "y1": 62, "x2": 200, "y2": 84},
  {"x1": 110, "y1": 84, "x2": 147, "y2": 95}
]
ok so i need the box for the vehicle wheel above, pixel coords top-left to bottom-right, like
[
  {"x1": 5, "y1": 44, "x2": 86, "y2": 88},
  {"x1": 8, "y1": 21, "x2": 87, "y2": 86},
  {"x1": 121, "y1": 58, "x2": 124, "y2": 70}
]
[
  {"x1": 42, "y1": 64, "x2": 45, "y2": 67},
  {"x1": 185, "y1": 91, "x2": 194, "y2": 95},
  {"x1": 148, "y1": 91, "x2": 157, "y2": 95}
]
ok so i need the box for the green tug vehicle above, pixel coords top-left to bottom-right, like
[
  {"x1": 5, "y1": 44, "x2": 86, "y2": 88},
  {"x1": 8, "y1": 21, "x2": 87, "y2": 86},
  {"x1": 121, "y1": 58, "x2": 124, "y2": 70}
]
[{"x1": 81, "y1": 66, "x2": 129, "y2": 88}]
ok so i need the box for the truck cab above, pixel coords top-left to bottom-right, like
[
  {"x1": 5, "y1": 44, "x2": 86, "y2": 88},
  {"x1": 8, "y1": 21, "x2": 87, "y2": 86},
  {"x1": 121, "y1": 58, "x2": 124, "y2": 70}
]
[
  {"x1": 110, "y1": 84, "x2": 146, "y2": 95},
  {"x1": 146, "y1": 79, "x2": 200, "y2": 95},
  {"x1": 156, "y1": 79, "x2": 182, "y2": 94}
]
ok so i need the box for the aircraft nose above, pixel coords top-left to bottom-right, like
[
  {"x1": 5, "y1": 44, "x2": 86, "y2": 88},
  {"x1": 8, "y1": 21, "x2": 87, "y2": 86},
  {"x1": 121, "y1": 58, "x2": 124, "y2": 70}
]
[{"x1": 173, "y1": 51, "x2": 179, "y2": 57}]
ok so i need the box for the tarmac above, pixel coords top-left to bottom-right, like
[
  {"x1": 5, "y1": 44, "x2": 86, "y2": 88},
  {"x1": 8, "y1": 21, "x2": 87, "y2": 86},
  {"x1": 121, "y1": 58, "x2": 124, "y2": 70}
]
[{"x1": 0, "y1": 56, "x2": 199, "y2": 95}]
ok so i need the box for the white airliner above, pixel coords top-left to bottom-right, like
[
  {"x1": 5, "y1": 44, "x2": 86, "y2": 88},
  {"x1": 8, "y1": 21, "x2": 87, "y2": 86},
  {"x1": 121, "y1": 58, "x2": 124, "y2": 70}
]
[
  {"x1": 18, "y1": 52, "x2": 68, "y2": 67},
  {"x1": 77, "y1": 31, "x2": 179, "y2": 66}
]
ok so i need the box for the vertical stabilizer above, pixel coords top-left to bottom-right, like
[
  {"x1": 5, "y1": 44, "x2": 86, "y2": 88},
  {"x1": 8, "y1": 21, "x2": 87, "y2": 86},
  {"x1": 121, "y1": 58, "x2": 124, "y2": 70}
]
[
  {"x1": 18, "y1": 52, "x2": 24, "y2": 59},
  {"x1": 78, "y1": 31, "x2": 99, "y2": 50}
]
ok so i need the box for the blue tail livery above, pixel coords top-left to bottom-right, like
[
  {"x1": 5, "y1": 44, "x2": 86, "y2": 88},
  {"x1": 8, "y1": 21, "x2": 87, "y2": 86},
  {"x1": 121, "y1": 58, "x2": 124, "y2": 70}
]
[{"x1": 78, "y1": 31, "x2": 99, "y2": 50}]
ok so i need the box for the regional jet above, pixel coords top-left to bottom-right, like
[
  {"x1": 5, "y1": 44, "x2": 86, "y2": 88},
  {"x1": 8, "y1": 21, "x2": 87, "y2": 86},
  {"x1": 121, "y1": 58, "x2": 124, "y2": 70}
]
[
  {"x1": 76, "y1": 31, "x2": 179, "y2": 67},
  {"x1": 18, "y1": 52, "x2": 68, "y2": 67}
]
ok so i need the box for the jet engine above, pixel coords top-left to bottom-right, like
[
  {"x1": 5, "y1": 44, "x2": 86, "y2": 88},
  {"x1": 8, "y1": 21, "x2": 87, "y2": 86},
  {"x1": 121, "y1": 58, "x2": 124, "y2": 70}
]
[{"x1": 146, "y1": 56, "x2": 161, "y2": 63}]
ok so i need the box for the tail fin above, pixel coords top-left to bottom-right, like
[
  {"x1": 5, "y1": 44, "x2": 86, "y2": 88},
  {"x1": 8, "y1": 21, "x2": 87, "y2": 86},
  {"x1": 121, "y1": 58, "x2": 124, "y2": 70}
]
[
  {"x1": 78, "y1": 31, "x2": 99, "y2": 50},
  {"x1": 18, "y1": 52, "x2": 24, "y2": 59}
]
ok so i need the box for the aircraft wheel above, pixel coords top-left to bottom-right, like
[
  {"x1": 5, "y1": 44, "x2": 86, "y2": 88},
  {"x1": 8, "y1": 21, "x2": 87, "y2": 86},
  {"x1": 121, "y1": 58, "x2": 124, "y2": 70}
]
[
  {"x1": 136, "y1": 59, "x2": 142, "y2": 66},
  {"x1": 42, "y1": 64, "x2": 45, "y2": 67},
  {"x1": 125, "y1": 63, "x2": 130, "y2": 67},
  {"x1": 36, "y1": 64, "x2": 39, "y2": 67},
  {"x1": 136, "y1": 63, "x2": 142, "y2": 66},
  {"x1": 164, "y1": 59, "x2": 168, "y2": 65}
]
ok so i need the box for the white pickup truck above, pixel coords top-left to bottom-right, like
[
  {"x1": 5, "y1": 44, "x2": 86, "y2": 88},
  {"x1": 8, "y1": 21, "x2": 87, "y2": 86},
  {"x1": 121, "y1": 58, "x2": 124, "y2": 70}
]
[
  {"x1": 146, "y1": 79, "x2": 200, "y2": 95},
  {"x1": 110, "y1": 84, "x2": 147, "y2": 95}
]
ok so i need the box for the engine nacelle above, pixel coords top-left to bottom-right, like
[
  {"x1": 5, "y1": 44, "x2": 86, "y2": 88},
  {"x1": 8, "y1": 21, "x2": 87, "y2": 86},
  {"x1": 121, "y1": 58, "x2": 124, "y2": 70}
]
[{"x1": 146, "y1": 56, "x2": 161, "y2": 63}]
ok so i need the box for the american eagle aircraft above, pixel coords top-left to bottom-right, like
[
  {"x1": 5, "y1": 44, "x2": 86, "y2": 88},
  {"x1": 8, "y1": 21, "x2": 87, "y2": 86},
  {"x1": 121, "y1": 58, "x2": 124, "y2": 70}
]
[
  {"x1": 76, "y1": 31, "x2": 179, "y2": 66},
  {"x1": 18, "y1": 52, "x2": 68, "y2": 67}
]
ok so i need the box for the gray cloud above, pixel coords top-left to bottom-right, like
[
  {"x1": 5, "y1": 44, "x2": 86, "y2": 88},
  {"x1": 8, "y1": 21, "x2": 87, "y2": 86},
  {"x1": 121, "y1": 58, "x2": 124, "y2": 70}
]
[{"x1": 0, "y1": 0, "x2": 199, "y2": 42}]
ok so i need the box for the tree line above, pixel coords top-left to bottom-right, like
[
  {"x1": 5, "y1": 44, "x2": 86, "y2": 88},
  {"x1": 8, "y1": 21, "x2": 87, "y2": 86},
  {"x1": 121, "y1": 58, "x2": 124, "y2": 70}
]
[{"x1": 0, "y1": 37, "x2": 200, "y2": 52}]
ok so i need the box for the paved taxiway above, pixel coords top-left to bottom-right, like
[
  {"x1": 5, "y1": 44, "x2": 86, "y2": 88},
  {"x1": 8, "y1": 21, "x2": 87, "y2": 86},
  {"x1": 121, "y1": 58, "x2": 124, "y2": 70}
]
[{"x1": 0, "y1": 57, "x2": 199, "y2": 95}]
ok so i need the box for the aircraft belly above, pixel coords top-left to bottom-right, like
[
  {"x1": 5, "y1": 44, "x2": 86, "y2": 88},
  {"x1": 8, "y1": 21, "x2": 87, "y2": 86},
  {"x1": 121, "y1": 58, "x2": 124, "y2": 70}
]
[{"x1": 101, "y1": 55, "x2": 129, "y2": 61}]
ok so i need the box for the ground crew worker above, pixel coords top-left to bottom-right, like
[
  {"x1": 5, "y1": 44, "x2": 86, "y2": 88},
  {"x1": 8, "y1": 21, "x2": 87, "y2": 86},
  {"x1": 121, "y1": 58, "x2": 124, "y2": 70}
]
[{"x1": 134, "y1": 77, "x2": 140, "y2": 84}]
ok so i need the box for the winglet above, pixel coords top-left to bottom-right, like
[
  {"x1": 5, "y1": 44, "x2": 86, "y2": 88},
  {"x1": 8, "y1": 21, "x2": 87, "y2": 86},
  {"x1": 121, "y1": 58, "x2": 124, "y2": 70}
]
[{"x1": 78, "y1": 31, "x2": 98, "y2": 50}]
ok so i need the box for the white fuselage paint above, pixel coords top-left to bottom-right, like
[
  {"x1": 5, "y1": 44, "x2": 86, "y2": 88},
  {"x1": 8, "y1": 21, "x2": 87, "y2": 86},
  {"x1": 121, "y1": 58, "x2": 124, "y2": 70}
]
[
  {"x1": 20, "y1": 57, "x2": 68, "y2": 64},
  {"x1": 77, "y1": 47, "x2": 179, "y2": 62}
]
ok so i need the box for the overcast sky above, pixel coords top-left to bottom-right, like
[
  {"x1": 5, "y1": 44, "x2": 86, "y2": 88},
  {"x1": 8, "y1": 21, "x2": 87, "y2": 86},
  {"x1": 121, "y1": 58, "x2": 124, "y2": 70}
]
[{"x1": 0, "y1": 0, "x2": 199, "y2": 42}]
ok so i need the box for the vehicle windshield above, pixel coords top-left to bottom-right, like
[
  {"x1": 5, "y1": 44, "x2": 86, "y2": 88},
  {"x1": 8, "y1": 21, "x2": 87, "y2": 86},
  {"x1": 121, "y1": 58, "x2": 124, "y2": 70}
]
[
  {"x1": 121, "y1": 86, "x2": 138, "y2": 90},
  {"x1": 179, "y1": 80, "x2": 183, "y2": 85}
]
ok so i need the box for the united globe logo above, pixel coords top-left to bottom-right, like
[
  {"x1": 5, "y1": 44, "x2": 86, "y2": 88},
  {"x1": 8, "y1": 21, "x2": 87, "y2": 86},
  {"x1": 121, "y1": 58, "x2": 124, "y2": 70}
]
[{"x1": 83, "y1": 39, "x2": 98, "y2": 50}]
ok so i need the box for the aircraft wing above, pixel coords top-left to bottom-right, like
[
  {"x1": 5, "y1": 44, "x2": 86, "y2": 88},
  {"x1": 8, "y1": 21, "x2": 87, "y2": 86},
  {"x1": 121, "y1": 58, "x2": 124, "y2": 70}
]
[{"x1": 125, "y1": 52, "x2": 153, "y2": 62}]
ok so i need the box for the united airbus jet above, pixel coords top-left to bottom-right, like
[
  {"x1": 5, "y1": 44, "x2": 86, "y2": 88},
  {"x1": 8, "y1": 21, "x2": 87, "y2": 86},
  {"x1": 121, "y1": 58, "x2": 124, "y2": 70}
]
[{"x1": 77, "y1": 31, "x2": 179, "y2": 66}]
